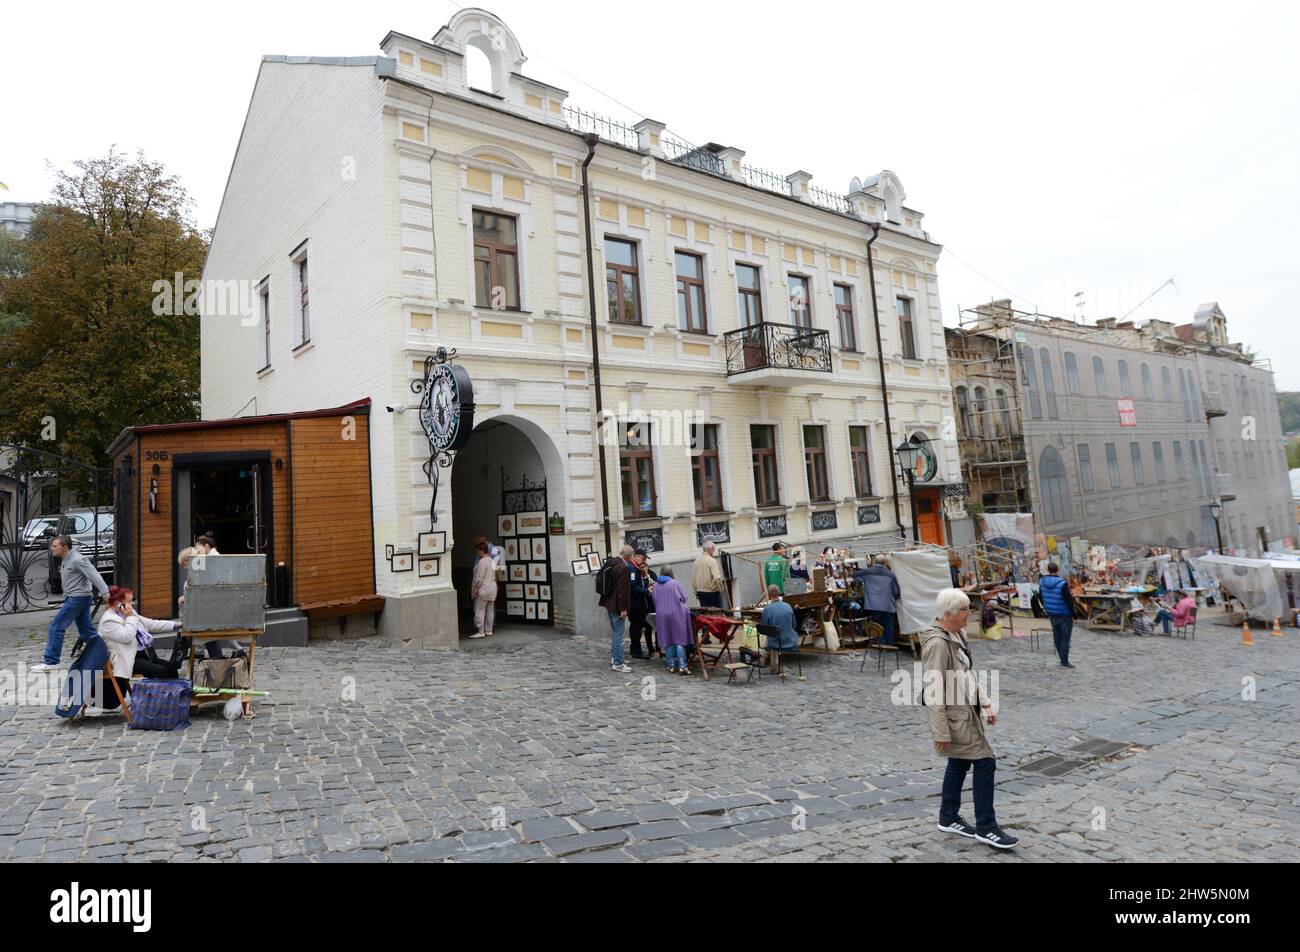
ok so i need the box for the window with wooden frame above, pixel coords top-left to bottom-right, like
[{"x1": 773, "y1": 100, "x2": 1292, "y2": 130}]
[
  {"x1": 619, "y1": 421, "x2": 657, "y2": 519},
  {"x1": 472, "y1": 210, "x2": 520, "y2": 310},
  {"x1": 691, "y1": 423, "x2": 723, "y2": 514},
  {"x1": 803, "y1": 426, "x2": 830, "y2": 502},
  {"x1": 604, "y1": 237, "x2": 642, "y2": 324},
  {"x1": 258, "y1": 279, "x2": 270, "y2": 370},
  {"x1": 896, "y1": 296, "x2": 916, "y2": 359},
  {"x1": 291, "y1": 245, "x2": 310, "y2": 347},
  {"x1": 849, "y1": 425, "x2": 872, "y2": 497},
  {"x1": 750, "y1": 424, "x2": 780, "y2": 507},
  {"x1": 834, "y1": 283, "x2": 857, "y2": 350},
  {"x1": 675, "y1": 251, "x2": 707, "y2": 333},
  {"x1": 787, "y1": 274, "x2": 812, "y2": 329},
  {"x1": 736, "y1": 264, "x2": 763, "y2": 327}
]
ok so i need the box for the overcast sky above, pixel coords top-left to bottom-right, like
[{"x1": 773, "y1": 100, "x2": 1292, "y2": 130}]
[{"x1": 5, "y1": 1, "x2": 1298, "y2": 387}]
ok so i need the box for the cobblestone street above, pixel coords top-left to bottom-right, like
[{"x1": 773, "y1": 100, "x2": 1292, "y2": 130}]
[{"x1": 1, "y1": 607, "x2": 1296, "y2": 863}]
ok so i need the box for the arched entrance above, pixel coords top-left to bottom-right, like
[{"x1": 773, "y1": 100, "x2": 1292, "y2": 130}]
[{"x1": 449, "y1": 415, "x2": 565, "y2": 637}]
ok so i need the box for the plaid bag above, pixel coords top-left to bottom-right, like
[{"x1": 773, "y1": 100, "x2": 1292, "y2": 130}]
[{"x1": 127, "y1": 679, "x2": 192, "y2": 731}]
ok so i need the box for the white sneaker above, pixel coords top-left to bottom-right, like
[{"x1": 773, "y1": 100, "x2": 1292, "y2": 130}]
[
  {"x1": 469, "y1": 632, "x2": 486, "y2": 639},
  {"x1": 29, "y1": 662, "x2": 59, "y2": 672},
  {"x1": 82, "y1": 707, "x2": 106, "y2": 717},
  {"x1": 610, "y1": 663, "x2": 632, "y2": 673}
]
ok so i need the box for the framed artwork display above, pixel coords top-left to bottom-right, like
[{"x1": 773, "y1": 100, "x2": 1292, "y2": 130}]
[
  {"x1": 391, "y1": 553, "x2": 413, "y2": 573},
  {"x1": 578, "y1": 542, "x2": 595, "y2": 557},
  {"x1": 516, "y1": 511, "x2": 547, "y2": 535},
  {"x1": 418, "y1": 531, "x2": 447, "y2": 557},
  {"x1": 504, "y1": 539, "x2": 520, "y2": 561},
  {"x1": 418, "y1": 557, "x2": 440, "y2": 577},
  {"x1": 506, "y1": 600, "x2": 525, "y2": 617},
  {"x1": 530, "y1": 538, "x2": 547, "y2": 561},
  {"x1": 509, "y1": 564, "x2": 527, "y2": 582},
  {"x1": 540, "y1": 585, "x2": 551, "y2": 600},
  {"x1": 525, "y1": 584, "x2": 539, "y2": 600},
  {"x1": 497, "y1": 514, "x2": 517, "y2": 537},
  {"x1": 506, "y1": 584, "x2": 524, "y2": 600},
  {"x1": 528, "y1": 563, "x2": 548, "y2": 582},
  {"x1": 385, "y1": 544, "x2": 394, "y2": 560},
  {"x1": 586, "y1": 552, "x2": 602, "y2": 572},
  {"x1": 572, "y1": 559, "x2": 590, "y2": 576},
  {"x1": 525, "y1": 602, "x2": 538, "y2": 620},
  {"x1": 537, "y1": 602, "x2": 550, "y2": 621}
]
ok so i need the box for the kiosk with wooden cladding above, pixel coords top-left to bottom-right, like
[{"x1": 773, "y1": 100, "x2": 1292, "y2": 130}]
[{"x1": 106, "y1": 399, "x2": 383, "y2": 645}]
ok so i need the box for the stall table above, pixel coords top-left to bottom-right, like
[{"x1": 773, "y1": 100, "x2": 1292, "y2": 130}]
[{"x1": 185, "y1": 628, "x2": 261, "y2": 718}]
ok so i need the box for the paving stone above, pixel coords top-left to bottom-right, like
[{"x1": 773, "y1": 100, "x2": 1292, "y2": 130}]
[{"x1": 545, "y1": 829, "x2": 629, "y2": 857}]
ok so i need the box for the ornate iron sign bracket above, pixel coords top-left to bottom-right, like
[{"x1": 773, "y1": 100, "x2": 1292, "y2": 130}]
[{"x1": 411, "y1": 348, "x2": 475, "y2": 531}]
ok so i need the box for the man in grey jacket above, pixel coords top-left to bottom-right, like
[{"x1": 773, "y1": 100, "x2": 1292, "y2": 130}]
[
  {"x1": 853, "y1": 555, "x2": 901, "y2": 646},
  {"x1": 32, "y1": 535, "x2": 109, "y2": 671}
]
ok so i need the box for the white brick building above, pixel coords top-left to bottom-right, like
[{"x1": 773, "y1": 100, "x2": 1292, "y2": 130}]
[{"x1": 201, "y1": 9, "x2": 962, "y2": 645}]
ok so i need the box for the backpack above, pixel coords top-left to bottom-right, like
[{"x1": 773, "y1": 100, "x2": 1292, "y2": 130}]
[{"x1": 594, "y1": 557, "x2": 620, "y2": 600}]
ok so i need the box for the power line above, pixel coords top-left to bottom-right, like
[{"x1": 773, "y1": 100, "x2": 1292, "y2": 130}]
[{"x1": 942, "y1": 248, "x2": 1039, "y2": 311}]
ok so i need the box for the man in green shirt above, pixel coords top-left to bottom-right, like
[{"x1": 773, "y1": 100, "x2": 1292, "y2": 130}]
[{"x1": 762, "y1": 542, "x2": 791, "y2": 595}]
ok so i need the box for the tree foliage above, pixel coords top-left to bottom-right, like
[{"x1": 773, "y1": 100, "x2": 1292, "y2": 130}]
[{"x1": 0, "y1": 149, "x2": 208, "y2": 499}]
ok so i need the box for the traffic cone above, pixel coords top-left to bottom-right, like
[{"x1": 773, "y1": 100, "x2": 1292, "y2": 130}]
[
  {"x1": 1272, "y1": 618, "x2": 1283, "y2": 638},
  {"x1": 1241, "y1": 621, "x2": 1254, "y2": 646}
]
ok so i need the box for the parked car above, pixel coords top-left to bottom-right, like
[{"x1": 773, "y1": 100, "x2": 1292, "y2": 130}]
[
  {"x1": 21, "y1": 515, "x2": 61, "y2": 549},
  {"x1": 56, "y1": 508, "x2": 115, "y2": 575}
]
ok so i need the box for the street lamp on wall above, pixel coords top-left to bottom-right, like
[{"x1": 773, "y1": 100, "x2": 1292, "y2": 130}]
[
  {"x1": 895, "y1": 438, "x2": 922, "y2": 543},
  {"x1": 1208, "y1": 499, "x2": 1224, "y2": 552}
]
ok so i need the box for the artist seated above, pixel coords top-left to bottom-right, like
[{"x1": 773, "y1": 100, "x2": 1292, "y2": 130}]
[
  {"x1": 759, "y1": 585, "x2": 800, "y2": 656},
  {"x1": 97, "y1": 587, "x2": 183, "y2": 707}
]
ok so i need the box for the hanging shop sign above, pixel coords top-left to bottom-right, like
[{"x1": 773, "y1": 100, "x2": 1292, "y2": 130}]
[{"x1": 413, "y1": 348, "x2": 476, "y2": 530}]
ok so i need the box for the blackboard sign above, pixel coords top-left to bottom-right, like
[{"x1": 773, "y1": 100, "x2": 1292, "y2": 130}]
[
  {"x1": 811, "y1": 510, "x2": 838, "y2": 531},
  {"x1": 625, "y1": 527, "x2": 664, "y2": 553},
  {"x1": 757, "y1": 514, "x2": 787, "y2": 539},
  {"x1": 857, "y1": 504, "x2": 881, "y2": 525},
  {"x1": 696, "y1": 521, "x2": 731, "y2": 546}
]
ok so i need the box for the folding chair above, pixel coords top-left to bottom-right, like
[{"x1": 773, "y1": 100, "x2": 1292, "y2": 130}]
[
  {"x1": 858, "y1": 620, "x2": 885, "y2": 672},
  {"x1": 758, "y1": 623, "x2": 804, "y2": 682},
  {"x1": 1174, "y1": 607, "x2": 1197, "y2": 640},
  {"x1": 102, "y1": 660, "x2": 133, "y2": 723}
]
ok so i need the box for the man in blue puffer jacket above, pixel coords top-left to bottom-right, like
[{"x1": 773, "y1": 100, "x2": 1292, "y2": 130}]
[{"x1": 1038, "y1": 562, "x2": 1077, "y2": 668}]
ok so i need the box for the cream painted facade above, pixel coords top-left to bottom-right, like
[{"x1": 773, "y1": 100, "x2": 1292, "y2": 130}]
[{"x1": 200, "y1": 9, "x2": 962, "y2": 646}]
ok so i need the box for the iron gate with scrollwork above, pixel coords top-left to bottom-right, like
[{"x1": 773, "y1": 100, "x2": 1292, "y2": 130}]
[{"x1": 1, "y1": 445, "x2": 114, "y2": 615}]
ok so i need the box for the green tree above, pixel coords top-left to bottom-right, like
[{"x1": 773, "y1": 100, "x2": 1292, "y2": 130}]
[
  {"x1": 0, "y1": 228, "x2": 27, "y2": 337},
  {"x1": 0, "y1": 149, "x2": 208, "y2": 500},
  {"x1": 1277, "y1": 392, "x2": 1300, "y2": 436}
]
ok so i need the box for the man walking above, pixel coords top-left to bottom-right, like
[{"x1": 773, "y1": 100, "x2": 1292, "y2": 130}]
[
  {"x1": 32, "y1": 535, "x2": 109, "y2": 671},
  {"x1": 692, "y1": 541, "x2": 726, "y2": 609},
  {"x1": 1039, "y1": 562, "x2": 1077, "y2": 668},
  {"x1": 599, "y1": 544, "x2": 635, "y2": 672}
]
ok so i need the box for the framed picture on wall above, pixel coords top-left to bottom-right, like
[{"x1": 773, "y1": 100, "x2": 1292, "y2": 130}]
[
  {"x1": 418, "y1": 531, "x2": 446, "y2": 557},
  {"x1": 516, "y1": 511, "x2": 547, "y2": 535},
  {"x1": 540, "y1": 585, "x2": 551, "y2": 601},
  {"x1": 537, "y1": 602, "x2": 550, "y2": 621},
  {"x1": 391, "y1": 553, "x2": 413, "y2": 573},
  {"x1": 586, "y1": 552, "x2": 602, "y2": 572},
  {"x1": 418, "y1": 557, "x2": 440, "y2": 578},
  {"x1": 571, "y1": 559, "x2": 590, "y2": 576},
  {"x1": 528, "y1": 563, "x2": 548, "y2": 582},
  {"x1": 385, "y1": 544, "x2": 394, "y2": 560},
  {"x1": 578, "y1": 542, "x2": 594, "y2": 557},
  {"x1": 525, "y1": 602, "x2": 538, "y2": 620},
  {"x1": 530, "y1": 538, "x2": 547, "y2": 561},
  {"x1": 506, "y1": 600, "x2": 525, "y2": 617},
  {"x1": 504, "y1": 539, "x2": 520, "y2": 561},
  {"x1": 509, "y1": 564, "x2": 527, "y2": 582},
  {"x1": 525, "y1": 584, "x2": 539, "y2": 600},
  {"x1": 497, "y1": 514, "x2": 517, "y2": 537},
  {"x1": 506, "y1": 584, "x2": 524, "y2": 600}
]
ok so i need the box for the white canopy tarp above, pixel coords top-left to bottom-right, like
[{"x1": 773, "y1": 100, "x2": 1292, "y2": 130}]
[
  {"x1": 1193, "y1": 554, "x2": 1285, "y2": 621},
  {"x1": 890, "y1": 549, "x2": 954, "y2": 634}
]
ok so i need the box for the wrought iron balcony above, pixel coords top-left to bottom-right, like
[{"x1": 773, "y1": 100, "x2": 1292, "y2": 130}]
[{"x1": 723, "y1": 321, "x2": 832, "y2": 386}]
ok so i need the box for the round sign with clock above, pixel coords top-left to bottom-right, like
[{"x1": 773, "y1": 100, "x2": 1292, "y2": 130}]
[{"x1": 419, "y1": 361, "x2": 475, "y2": 453}]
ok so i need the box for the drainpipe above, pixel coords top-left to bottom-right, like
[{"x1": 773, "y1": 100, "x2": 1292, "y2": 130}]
[
  {"x1": 581, "y1": 133, "x2": 614, "y2": 556},
  {"x1": 865, "y1": 222, "x2": 906, "y2": 541}
]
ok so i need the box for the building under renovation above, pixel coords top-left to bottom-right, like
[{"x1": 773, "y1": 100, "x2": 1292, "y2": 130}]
[{"x1": 945, "y1": 301, "x2": 1296, "y2": 554}]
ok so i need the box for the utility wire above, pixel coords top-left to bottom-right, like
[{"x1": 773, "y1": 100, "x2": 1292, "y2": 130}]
[{"x1": 941, "y1": 247, "x2": 1039, "y2": 311}]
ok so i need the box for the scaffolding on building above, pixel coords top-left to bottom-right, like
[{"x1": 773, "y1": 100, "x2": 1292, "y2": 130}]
[{"x1": 947, "y1": 303, "x2": 1036, "y2": 517}]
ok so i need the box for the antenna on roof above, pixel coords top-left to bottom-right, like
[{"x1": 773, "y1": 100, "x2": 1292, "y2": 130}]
[
  {"x1": 1120, "y1": 278, "x2": 1176, "y2": 323},
  {"x1": 1073, "y1": 291, "x2": 1086, "y2": 324}
]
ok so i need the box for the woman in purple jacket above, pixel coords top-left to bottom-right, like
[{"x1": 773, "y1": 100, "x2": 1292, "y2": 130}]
[{"x1": 651, "y1": 566, "x2": 694, "y2": 674}]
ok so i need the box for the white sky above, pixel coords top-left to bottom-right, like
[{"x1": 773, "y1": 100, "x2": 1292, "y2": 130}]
[{"x1": 4, "y1": 0, "x2": 1298, "y2": 386}]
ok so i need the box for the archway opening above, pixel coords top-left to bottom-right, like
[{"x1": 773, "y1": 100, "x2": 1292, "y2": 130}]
[{"x1": 450, "y1": 416, "x2": 561, "y2": 636}]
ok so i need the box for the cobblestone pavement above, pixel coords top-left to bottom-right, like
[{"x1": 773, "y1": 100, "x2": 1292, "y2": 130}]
[{"x1": 1, "y1": 607, "x2": 1296, "y2": 862}]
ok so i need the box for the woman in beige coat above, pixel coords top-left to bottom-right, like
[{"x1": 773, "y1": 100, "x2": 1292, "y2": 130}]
[{"x1": 921, "y1": 588, "x2": 1019, "y2": 849}]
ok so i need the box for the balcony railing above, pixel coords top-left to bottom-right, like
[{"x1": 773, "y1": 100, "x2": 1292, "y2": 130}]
[{"x1": 723, "y1": 322, "x2": 832, "y2": 377}]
